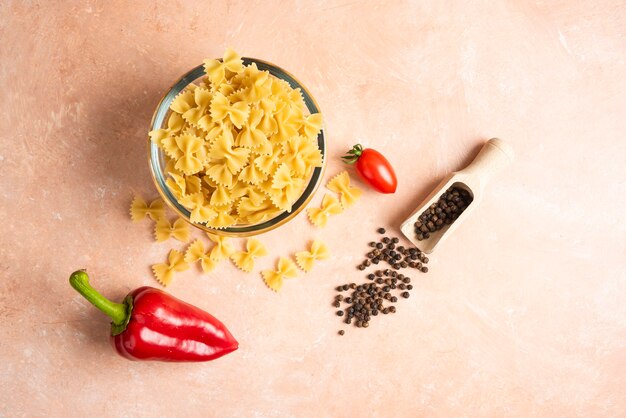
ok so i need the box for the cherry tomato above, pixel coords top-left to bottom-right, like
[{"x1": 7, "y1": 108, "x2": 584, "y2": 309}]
[{"x1": 342, "y1": 144, "x2": 397, "y2": 193}]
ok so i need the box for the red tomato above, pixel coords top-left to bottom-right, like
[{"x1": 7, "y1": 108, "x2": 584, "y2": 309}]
[{"x1": 342, "y1": 144, "x2": 397, "y2": 193}]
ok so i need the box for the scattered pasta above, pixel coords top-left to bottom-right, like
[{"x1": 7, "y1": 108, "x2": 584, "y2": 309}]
[
  {"x1": 262, "y1": 257, "x2": 298, "y2": 292},
  {"x1": 207, "y1": 233, "x2": 234, "y2": 261},
  {"x1": 185, "y1": 239, "x2": 219, "y2": 273},
  {"x1": 327, "y1": 171, "x2": 362, "y2": 209},
  {"x1": 306, "y1": 193, "x2": 343, "y2": 228},
  {"x1": 154, "y1": 217, "x2": 191, "y2": 243},
  {"x1": 295, "y1": 240, "x2": 330, "y2": 272},
  {"x1": 130, "y1": 196, "x2": 165, "y2": 222},
  {"x1": 152, "y1": 249, "x2": 189, "y2": 286},
  {"x1": 231, "y1": 238, "x2": 268, "y2": 272},
  {"x1": 148, "y1": 48, "x2": 324, "y2": 229}
]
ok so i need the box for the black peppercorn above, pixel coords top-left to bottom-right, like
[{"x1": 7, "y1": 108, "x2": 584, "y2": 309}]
[
  {"x1": 338, "y1": 330, "x2": 345, "y2": 335},
  {"x1": 377, "y1": 227, "x2": 386, "y2": 234},
  {"x1": 401, "y1": 292, "x2": 410, "y2": 298},
  {"x1": 337, "y1": 311, "x2": 344, "y2": 316}
]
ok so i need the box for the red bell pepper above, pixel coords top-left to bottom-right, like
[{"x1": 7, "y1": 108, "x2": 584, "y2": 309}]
[{"x1": 69, "y1": 270, "x2": 238, "y2": 362}]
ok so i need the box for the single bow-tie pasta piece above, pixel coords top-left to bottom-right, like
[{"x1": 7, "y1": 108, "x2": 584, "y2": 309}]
[
  {"x1": 209, "y1": 184, "x2": 235, "y2": 207},
  {"x1": 182, "y1": 87, "x2": 213, "y2": 129},
  {"x1": 179, "y1": 192, "x2": 218, "y2": 224},
  {"x1": 149, "y1": 112, "x2": 185, "y2": 148},
  {"x1": 327, "y1": 171, "x2": 362, "y2": 209},
  {"x1": 154, "y1": 218, "x2": 191, "y2": 243},
  {"x1": 295, "y1": 240, "x2": 330, "y2": 272},
  {"x1": 130, "y1": 195, "x2": 165, "y2": 222},
  {"x1": 207, "y1": 130, "x2": 250, "y2": 176},
  {"x1": 301, "y1": 113, "x2": 323, "y2": 139},
  {"x1": 152, "y1": 249, "x2": 189, "y2": 287},
  {"x1": 239, "y1": 155, "x2": 269, "y2": 185},
  {"x1": 172, "y1": 134, "x2": 208, "y2": 175},
  {"x1": 231, "y1": 238, "x2": 268, "y2": 273},
  {"x1": 207, "y1": 233, "x2": 235, "y2": 261},
  {"x1": 262, "y1": 257, "x2": 299, "y2": 292},
  {"x1": 209, "y1": 92, "x2": 250, "y2": 129},
  {"x1": 306, "y1": 194, "x2": 343, "y2": 228},
  {"x1": 237, "y1": 196, "x2": 279, "y2": 224},
  {"x1": 185, "y1": 239, "x2": 219, "y2": 273},
  {"x1": 203, "y1": 47, "x2": 244, "y2": 86},
  {"x1": 205, "y1": 204, "x2": 237, "y2": 229},
  {"x1": 170, "y1": 89, "x2": 196, "y2": 115}
]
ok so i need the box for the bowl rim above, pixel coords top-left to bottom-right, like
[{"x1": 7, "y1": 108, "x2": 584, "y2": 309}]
[{"x1": 148, "y1": 57, "x2": 326, "y2": 237}]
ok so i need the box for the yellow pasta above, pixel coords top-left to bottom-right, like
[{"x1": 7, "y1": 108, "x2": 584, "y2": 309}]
[
  {"x1": 203, "y1": 47, "x2": 244, "y2": 86},
  {"x1": 258, "y1": 98, "x2": 278, "y2": 135},
  {"x1": 207, "y1": 233, "x2": 234, "y2": 260},
  {"x1": 269, "y1": 163, "x2": 305, "y2": 211},
  {"x1": 281, "y1": 136, "x2": 323, "y2": 176},
  {"x1": 179, "y1": 192, "x2": 218, "y2": 224},
  {"x1": 152, "y1": 249, "x2": 189, "y2": 287},
  {"x1": 208, "y1": 184, "x2": 234, "y2": 206},
  {"x1": 262, "y1": 257, "x2": 298, "y2": 292},
  {"x1": 238, "y1": 155, "x2": 269, "y2": 185},
  {"x1": 154, "y1": 217, "x2": 191, "y2": 243},
  {"x1": 205, "y1": 204, "x2": 237, "y2": 228},
  {"x1": 236, "y1": 197, "x2": 275, "y2": 224},
  {"x1": 173, "y1": 133, "x2": 208, "y2": 175},
  {"x1": 209, "y1": 92, "x2": 250, "y2": 129},
  {"x1": 206, "y1": 130, "x2": 250, "y2": 183},
  {"x1": 295, "y1": 240, "x2": 330, "y2": 272},
  {"x1": 149, "y1": 112, "x2": 185, "y2": 148},
  {"x1": 130, "y1": 196, "x2": 165, "y2": 222},
  {"x1": 327, "y1": 171, "x2": 362, "y2": 209},
  {"x1": 166, "y1": 173, "x2": 203, "y2": 200},
  {"x1": 170, "y1": 89, "x2": 196, "y2": 115},
  {"x1": 236, "y1": 107, "x2": 270, "y2": 152},
  {"x1": 306, "y1": 194, "x2": 343, "y2": 228},
  {"x1": 184, "y1": 239, "x2": 219, "y2": 273},
  {"x1": 230, "y1": 238, "x2": 268, "y2": 272},
  {"x1": 183, "y1": 87, "x2": 213, "y2": 131},
  {"x1": 301, "y1": 113, "x2": 323, "y2": 139},
  {"x1": 151, "y1": 48, "x2": 325, "y2": 228}
]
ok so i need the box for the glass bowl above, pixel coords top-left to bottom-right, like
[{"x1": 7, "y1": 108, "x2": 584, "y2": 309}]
[{"x1": 148, "y1": 58, "x2": 326, "y2": 237}]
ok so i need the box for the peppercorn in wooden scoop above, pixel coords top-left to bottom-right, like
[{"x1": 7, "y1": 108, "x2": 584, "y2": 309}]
[{"x1": 400, "y1": 138, "x2": 514, "y2": 254}]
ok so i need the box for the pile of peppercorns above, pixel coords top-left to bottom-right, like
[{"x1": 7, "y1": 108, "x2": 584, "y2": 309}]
[
  {"x1": 358, "y1": 228, "x2": 429, "y2": 272},
  {"x1": 334, "y1": 228, "x2": 428, "y2": 335},
  {"x1": 414, "y1": 186, "x2": 473, "y2": 240}
]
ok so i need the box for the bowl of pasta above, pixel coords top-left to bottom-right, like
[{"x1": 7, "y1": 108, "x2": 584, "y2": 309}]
[{"x1": 148, "y1": 49, "x2": 326, "y2": 237}]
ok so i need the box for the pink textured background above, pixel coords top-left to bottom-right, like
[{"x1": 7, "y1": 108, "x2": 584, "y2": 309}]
[{"x1": 1, "y1": 1, "x2": 625, "y2": 417}]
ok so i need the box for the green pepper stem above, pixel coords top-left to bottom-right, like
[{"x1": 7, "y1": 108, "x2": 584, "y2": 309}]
[{"x1": 69, "y1": 270, "x2": 128, "y2": 326}]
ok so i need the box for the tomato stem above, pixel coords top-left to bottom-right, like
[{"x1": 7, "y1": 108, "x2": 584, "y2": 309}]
[{"x1": 342, "y1": 144, "x2": 363, "y2": 164}]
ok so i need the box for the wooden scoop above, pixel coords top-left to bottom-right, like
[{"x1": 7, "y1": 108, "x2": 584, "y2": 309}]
[{"x1": 400, "y1": 138, "x2": 514, "y2": 254}]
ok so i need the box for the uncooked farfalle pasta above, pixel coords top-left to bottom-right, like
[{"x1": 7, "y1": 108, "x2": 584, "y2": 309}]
[
  {"x1": 306, "y1": 193, "x2": 343, "y2": 228},
  {"x1": 327, "y1": 171, "x2": 362, "y2": 209},
  {"x1": 185, "y1": 239, "x2": 219, "y2": 273},
  {"x1": 152, "y1": 249, "x2": 189, "y2": 287},
  {"x1": 154, "y1": 217, "x2": 191, "y2": 243},
  {"x1": 149, "y1": 48, "x2": 324, "y2": 229},
  {"x1": 231, "y1": 238, "x2": 268, "y2": 273},
  {"x1": 130, "y1": 196, "x2": 165, "y2": 222},
  {"x1": 295, "y1": 240, "x2": 330, "y2": 272},
  {"x1": 262, "y1": 257, "x2": 299, "y2": 292}
]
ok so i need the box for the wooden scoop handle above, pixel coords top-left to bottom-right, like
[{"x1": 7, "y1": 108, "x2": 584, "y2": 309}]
[{"x1": 458, "y1": 138, "x2": 514, "y2": 190}]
